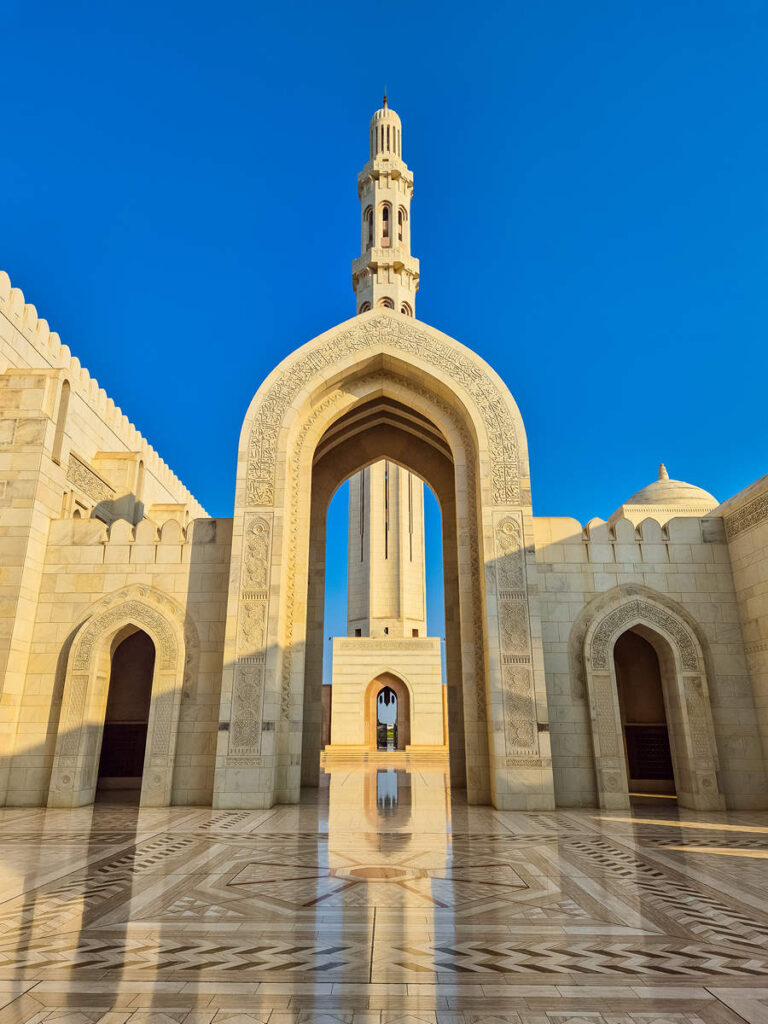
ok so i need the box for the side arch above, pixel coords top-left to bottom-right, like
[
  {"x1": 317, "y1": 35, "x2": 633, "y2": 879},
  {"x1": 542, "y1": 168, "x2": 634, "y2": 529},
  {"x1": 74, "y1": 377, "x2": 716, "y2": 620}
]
[
  {"x1": 581, "y1": 588, "x2": 724, "y2": 810},
  {"x1": 48, "y1": 585, "x2": 195, "y2": 808}
]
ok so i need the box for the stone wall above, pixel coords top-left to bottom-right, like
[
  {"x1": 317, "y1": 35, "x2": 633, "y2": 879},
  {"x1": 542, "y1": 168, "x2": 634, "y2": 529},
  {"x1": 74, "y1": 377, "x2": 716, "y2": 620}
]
[
  {"x1": 720, "y1": 475, "x2": 768, "y2": 771},
  {"x1": 7, "y1": 516, "x2": 231, "y2": 806},
  {"x1": 534, "y1": 514, "x2": 766, "y2": 809},
  {"x1": 0, "y1": 270, "x2": 208, "y2": 803}
]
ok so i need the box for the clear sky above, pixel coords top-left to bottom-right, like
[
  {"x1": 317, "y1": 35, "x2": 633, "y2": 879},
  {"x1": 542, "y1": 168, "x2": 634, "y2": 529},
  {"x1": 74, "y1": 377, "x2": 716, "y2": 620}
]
[{"x1": 3, "y1": 2, "x2": 767, "y2": 651}]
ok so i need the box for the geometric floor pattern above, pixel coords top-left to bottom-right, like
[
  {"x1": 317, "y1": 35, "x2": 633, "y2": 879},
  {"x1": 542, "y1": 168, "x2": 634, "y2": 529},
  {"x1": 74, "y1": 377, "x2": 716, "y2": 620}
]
[{"x1": 2, "y1": 766, "x2": 768, "y2": 1022}]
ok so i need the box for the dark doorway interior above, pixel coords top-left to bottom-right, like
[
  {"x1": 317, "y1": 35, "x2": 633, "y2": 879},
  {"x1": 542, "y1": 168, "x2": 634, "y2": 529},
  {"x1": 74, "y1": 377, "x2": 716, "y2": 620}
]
[
  {"x1": 96, "y1": 630, "x2": 155, "y2": 803},
  {"x1": 614, "y1": 630, "x2": 676, "y2": 804}
]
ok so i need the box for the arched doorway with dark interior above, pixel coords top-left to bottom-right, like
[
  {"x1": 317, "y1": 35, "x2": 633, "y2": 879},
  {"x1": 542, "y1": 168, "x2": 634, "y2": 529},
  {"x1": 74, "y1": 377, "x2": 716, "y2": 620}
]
[
  {"x1": 613, "y1": 629, "x2": 676, "y2": 805},
  {"x1": 96, "y1": 629, "x2": 155, "y2": 803}
]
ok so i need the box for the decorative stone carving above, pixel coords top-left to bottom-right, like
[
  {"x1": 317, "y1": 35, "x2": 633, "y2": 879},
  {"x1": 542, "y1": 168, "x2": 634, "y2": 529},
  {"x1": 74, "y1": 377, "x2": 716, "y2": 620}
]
[
  {"x1": 240, "y1": 600, "x2": 267, "y2": 648},
  {"x1": 74, "y1": 600, "x2": 175, "y2": 671},
  {"x1": 66, "y1": 454, "x2": 114, "y2": 503},
  {"x1": 684, "y1": 676, "x2": 710, "y2": 761},
  {"x1": 243, "y1": 516, "x2": 271, "y2": 590},
  {"x1": 725, "y1": 492, "x2": 768, "y2": 538},
  {"x1": 245, "y1": 316, "x2": 521, "y2": 509},
  {"x1": 499, "y1": 599, "x2": 530, "y2": 654},
  {"x1": 59, "y1": 674, "x2": 88, "y2": 756},
  {"x1": 231, "y1": 662, "x2": 265, "y2": 753},
  {"x1": 590, "y1": 599, "x2": 698, "y2": 672},
  {"x1": 592, "y1": 673, "x2": 620, "y2": 757},
  {"x1": 501, "y1": 665, "x2": 536, "y2": 749},
  {"x1": 495, "y1": 516, "x2": 525, "y2": 591}
]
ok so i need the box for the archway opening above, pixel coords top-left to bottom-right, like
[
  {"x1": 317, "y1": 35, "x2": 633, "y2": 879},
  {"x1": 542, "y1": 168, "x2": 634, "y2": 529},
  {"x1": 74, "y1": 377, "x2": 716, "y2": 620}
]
[
  {"x1": 362, "y1": 674, "x2": 412, "y2": 751},
  {"x1": 614, "y1": 629, "x2": 677, "y2": 804},
  {"x1": 301, "y1": 390, "x2": 468, "y2": 791},
  {"x1": 96, "y1": 629, "x2": 155, "y2": 803}
]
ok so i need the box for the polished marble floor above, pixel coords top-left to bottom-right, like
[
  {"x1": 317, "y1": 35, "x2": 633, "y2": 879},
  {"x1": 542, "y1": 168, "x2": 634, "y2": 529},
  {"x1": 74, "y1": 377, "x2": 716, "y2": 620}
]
[{"x1": 2, "y1": 764, "x2": 768, "y2": 1023}]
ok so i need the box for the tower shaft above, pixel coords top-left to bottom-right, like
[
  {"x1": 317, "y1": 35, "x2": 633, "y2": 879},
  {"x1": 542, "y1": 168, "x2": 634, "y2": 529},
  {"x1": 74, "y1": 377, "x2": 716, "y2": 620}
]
[{"x1": 347, "y1": 461, "x2": 428, "y2": 638}]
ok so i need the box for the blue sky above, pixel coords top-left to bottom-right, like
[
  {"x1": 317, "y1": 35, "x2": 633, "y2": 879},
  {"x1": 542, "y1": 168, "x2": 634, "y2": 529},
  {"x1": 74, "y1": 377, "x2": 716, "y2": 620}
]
[{"x1": 3, "y1": 2, "x2": 767, "y2": 657}]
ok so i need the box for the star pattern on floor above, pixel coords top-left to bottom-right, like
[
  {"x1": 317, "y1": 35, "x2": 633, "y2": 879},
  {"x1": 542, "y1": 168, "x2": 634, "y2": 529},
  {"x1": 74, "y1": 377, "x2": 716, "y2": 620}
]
[{"x1": 2, "y1": 767, "x2": 768, "y2": 1022}]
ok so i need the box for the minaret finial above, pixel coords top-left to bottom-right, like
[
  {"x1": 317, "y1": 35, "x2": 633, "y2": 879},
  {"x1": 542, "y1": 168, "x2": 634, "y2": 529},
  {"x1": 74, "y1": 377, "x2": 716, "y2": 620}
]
[
  {"x1": 659, "y1": 463, "x2": 669, "y2": 480},
  {"x1": 383, "y1": 87, "x2": 387, "y2": 108}
]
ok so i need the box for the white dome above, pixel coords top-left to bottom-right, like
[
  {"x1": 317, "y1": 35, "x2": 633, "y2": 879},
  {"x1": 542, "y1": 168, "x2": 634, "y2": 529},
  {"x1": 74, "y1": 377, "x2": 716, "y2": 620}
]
[{"x1": 611, "y1": 464, "x2": 718, "y2": 525}]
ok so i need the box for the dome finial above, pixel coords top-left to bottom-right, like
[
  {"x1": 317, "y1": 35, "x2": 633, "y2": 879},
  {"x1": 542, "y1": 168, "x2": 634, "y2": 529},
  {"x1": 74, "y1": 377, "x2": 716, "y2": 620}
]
[
  {"x1": 658, "y1": 463, "x2": 669, "y2": 480},
  {"x1": 383, "y1": 87, "x2": 388, "y2": 109}
]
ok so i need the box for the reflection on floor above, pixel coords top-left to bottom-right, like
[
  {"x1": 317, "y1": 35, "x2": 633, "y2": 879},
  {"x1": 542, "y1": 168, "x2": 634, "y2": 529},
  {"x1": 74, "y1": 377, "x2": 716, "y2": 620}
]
[{"x1": 2, "y1": 762, "x2": 768, "y2": 1022}]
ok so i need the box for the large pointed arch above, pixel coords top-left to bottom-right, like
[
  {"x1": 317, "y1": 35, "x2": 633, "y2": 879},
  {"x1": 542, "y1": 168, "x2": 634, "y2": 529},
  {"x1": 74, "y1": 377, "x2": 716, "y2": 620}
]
[
  {"x1": 214, "y1": 310, "x2": 554, "y2": 810},
  {"x1": 580, "y1": 587, "x2": 725, "y2": 811},
  {"x1": 48, "y1": 585, "x2": 196, "y2": 808}
]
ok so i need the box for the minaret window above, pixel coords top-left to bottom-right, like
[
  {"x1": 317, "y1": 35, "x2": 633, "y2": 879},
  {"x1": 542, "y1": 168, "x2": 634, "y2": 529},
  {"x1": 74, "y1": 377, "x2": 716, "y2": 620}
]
[
  {"x1": 379, "y1": 297, "x2": 395, "y2": 309},
  {"x1": 358, "y1": 301, "x2": 371, "y2": 314},
  {"x1": 397, "y1": 207, "x2": 405, "y2": 242},
  {"x1": 364, "y1": 206, "x2": 373, "y2": 249},
  {"x1": 381, "y1": 204, "x2": 390, "y2": 247},
  {"x1": 400, "y1": 302, "x2": 413, "y2": 316}
]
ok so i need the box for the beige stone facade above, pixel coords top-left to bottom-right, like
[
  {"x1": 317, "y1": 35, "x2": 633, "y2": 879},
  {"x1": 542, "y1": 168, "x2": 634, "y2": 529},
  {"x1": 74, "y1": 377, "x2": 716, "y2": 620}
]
[{"x1": 2, "y1": 100, "x2": 768, "y2": 811}]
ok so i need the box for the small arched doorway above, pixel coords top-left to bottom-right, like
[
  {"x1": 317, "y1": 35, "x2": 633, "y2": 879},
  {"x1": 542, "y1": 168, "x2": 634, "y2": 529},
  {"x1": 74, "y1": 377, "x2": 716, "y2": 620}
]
[
  {"x1": 583, "y1": 591, "x2": 725, "y2": 811},
  {"x1": 614, "y1": 630, "x2": 676, "y2": 804},
  {"x1": 376, "y1": 686, "x2": 398, "y2": 751},
  {"x1": 365, "y1": 674, "x2": 411, "y2": 751},
  {"x1": 96, "y1": 630, "x2": 155, "y2": 803}
]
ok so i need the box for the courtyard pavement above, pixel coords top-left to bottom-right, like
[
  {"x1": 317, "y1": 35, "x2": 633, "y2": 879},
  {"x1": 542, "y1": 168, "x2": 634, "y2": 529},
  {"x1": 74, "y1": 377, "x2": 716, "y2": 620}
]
[{"x1": 1, "y1": 764, "x2": 768, "y2": 1022}]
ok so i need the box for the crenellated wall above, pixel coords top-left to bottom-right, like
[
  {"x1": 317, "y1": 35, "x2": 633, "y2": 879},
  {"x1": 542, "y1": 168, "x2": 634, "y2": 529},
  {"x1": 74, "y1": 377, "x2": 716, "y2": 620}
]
[
  {"x1": 534, "y1": 513, "x2": 766, "y2": 809},
  {"x1": 6, "y1": 516, "x2": 232, "y2": 806},
  {"x1": 0, "y1": 271, "x2": 205, "y2": 515},
  {"x1": 0, "y1": 269, "x2": 208, "y2": 803}
]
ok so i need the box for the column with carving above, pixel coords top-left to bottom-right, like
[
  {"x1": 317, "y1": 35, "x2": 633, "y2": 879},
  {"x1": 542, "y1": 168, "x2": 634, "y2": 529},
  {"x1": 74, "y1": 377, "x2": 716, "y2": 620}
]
[{"x1": 487, "y1": 510, "x2": 556, "y2": 808}]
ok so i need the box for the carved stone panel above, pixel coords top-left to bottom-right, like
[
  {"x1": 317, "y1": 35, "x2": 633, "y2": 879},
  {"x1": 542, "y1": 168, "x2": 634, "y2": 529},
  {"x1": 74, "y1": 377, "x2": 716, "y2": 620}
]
[
  {"x1": 495, "y1": 516, "x2": 525, "y2": 592},
  {"x1": 501, "y1": 665, "x2": 536, "y2": 750},
  {"x1": 590, "y1": 599, "x2": 698, "y2": 672},
  {"x1": 66, "y1": 454, "x2": 114, "y2": 504},
  {"x1": 492, "y1": 512, "x2": 537, "y2": 756},
  {"x1": 244, "y1": 316, "x2": 521, "y2": 509},
  {"x1": 592, "y1": 673, "x2": 620, "y2": 758},
  {"x1": 231, "y1": 661, "x2": 265, "y2": 753}
]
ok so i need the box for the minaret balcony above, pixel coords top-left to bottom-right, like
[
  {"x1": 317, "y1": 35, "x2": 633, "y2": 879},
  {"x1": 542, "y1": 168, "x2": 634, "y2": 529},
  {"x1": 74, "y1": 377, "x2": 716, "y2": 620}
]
[
  {"x1": 352, "y1": 250, "x2": 420, "y2": 277},
  {"x1": 357, "y1": 162, "x2": 413, "y2": 196}
]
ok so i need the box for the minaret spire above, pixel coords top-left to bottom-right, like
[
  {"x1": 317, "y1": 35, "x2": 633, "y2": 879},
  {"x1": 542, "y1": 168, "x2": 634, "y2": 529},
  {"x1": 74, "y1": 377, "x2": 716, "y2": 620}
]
[{"x1": 352, "y1": 96, "x2": 420, "y2": 316}]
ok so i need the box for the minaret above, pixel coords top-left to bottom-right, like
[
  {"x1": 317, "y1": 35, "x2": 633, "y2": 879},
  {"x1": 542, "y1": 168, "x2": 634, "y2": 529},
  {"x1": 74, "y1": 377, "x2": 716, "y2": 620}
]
[
  {"x1": 352, "y1": 94, "x2": 420, "y2": 316},
  {"x1": 347, "y1": 462, "x2": 428, "y2": 639}
]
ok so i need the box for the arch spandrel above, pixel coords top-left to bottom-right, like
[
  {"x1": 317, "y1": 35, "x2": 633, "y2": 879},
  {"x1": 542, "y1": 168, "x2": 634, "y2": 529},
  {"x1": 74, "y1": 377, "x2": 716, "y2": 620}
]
[
  {"x1": 48, "y1": 585, "x2": 195, "y2": 809},
  {"x1": 237, "y1": 311, "x2": 530, "y2": 511}
]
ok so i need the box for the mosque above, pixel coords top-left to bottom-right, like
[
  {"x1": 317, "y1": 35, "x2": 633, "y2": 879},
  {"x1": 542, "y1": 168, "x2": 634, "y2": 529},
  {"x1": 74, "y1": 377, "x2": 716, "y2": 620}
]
[{"x1": 1, "y1": 98, "x2": 767, "y2": 812}]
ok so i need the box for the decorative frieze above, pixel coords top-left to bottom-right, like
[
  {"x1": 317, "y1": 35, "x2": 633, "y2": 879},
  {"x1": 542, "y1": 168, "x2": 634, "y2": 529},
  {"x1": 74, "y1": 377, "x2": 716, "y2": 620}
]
[
  {"x1": 66, "y1": 454, "x2": 114, "y2": 504},
  {"x1": 590, "y1": 599, "x2": 698, "y2": 672},
  {"x1": 245, "y1": 316, "x2": 521, "y2": 508},
  {"x1": 725, "y1": 492, "x2": 768, "y2": 539}
]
